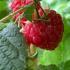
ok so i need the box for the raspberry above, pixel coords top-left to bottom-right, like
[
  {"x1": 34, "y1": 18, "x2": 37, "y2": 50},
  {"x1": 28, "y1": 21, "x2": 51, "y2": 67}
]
[
  {"x1": 10, "y1": 0, "x2": 33, "y2": 26},
  {"x1": 23, "y1": 10, "x2": 64, "y2": 50},
  {"x1": 10, "y1": 0, "x2": 33, "y2": 11}
]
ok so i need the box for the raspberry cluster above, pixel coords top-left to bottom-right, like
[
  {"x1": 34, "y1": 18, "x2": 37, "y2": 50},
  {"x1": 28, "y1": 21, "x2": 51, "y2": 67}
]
[{"x1": 10, "y1": 0, "x2": 64, "y2": 50}]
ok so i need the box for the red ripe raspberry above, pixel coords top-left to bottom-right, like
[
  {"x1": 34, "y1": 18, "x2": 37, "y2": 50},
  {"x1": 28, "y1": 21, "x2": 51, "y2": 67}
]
[
  {"x1": 23, "y1": 10, "x2": 64, "y2": 50},
  {"x1": 9, "y1": 0, "x2": 33, "y2": 26},
  {"x1": 10, "y1": 0, "x2": 33, "y2": 11}
]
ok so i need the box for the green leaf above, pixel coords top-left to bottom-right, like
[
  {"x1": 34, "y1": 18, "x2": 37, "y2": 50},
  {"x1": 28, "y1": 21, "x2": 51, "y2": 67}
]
[
  {"x1": 0, "y1": 1, "x2": 9, "y2": 19},
  {"x1": 0, "y1": 23, "x2": 27, "y2": 70},
  {"x1": 24, "y1": 5, "x2": 34, "y2": 21},
  {"x1": 0, "y1": 1, "x2": 7, "y2": 11},
  {"x1": 37, "y1": 43, "x2": 63, "y2": 66},
  {"x1": 64, "y1": 60, "x2": 70, "y2": 70},
  {"x1": 63, "y1": 36, "x2": 70, "y2": 61},
  {"x1": 37, "y1": 65, "x2": 59, "y2": 70},
  {"x1": 63, "y1": 17, "x2": 70, "y2": 36}
]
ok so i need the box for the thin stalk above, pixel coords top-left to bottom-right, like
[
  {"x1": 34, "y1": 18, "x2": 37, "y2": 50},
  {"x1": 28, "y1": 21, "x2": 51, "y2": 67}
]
[
  {"x1": 34, "y1": 0, "x2": 40, "y2": 18},
  {"x1": 0, "y1": 3, "x2": 32, "y2": 23}
]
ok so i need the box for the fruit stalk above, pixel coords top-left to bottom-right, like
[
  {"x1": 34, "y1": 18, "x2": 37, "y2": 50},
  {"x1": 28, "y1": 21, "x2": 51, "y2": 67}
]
[
  {"x1": 34, "y1": 0, "x2": 48, "y2": 19},
  {"x1": 0, "y1": 3, "x2": 32, "y2": 23},
  {"x1": 34, "y1": 0, "x2": 40, "y2": 18}
]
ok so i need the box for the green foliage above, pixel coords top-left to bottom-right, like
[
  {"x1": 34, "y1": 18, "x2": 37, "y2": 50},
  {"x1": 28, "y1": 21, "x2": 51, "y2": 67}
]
[
  {"x1": 0, "y1": 23, "x2": 27, "y2": 70},
  {"x1": 37, "y1": 65, "x2": 59, "y2": 70},
  {"x1": 0, "y1": 0, "x2": 9, "y2": 19},
  {"x1": 24, "y1": 5, "x2": 34, "y2": 21},
  {"x1": 63, "y1": 60, "x2": 70, "y2": 70},
  {"x1": 0, "y1": 1, "x2": 7, "y2": 11}
]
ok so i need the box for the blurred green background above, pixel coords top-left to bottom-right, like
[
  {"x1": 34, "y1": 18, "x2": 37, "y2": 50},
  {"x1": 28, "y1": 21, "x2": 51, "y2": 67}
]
[{"x1": 0, "y1": 0, "x2": 70, "y2": 70}]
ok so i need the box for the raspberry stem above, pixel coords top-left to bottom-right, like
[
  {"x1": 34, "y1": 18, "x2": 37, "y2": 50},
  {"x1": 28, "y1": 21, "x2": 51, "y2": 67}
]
[
  {"x1": 34, "y1": 0, "x2": 48, "y2": 19},
  {"x1": 0, "y1": 3, "x2": 32, "y2": 23},
  {"x1": 34, "y1": 0, "x2": 40, "y2": 18},
  {"x1": 40, "y1": 7, "x2": 47, "y2": 18}
]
